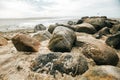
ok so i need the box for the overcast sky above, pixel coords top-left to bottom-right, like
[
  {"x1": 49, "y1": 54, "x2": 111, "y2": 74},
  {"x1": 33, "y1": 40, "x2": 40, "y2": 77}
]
[{"x1": 0, "y1": 0, "x2": 120, "y2": 18}]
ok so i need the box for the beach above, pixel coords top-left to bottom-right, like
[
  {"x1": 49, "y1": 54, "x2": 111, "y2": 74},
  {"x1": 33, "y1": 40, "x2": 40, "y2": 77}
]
[{"x1": 0, "y1": 16, "x2": 120, "y2": 80}]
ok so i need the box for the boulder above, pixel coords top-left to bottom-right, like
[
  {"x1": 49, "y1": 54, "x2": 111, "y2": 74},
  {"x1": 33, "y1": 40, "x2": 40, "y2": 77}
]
[
  {"x1": 74, "y1": 23, "x2": 96, "y2": 34},
  {"x1": 80, "y1": 66, "x2": 120, "y2": 80},
  {"x1": 31, "y1": 52, "x2": 88, "y2": 76},
  {"x1": 77, "y1": 33, "x2": 119, "y2": 66},
  {"x1": 32, "y1": 31, "x2": 52, "y2": 42},
  {"x1": 67, "y1": 20, "x2": 74, "y2": 25},
  {"x1": 48, "y1": 26, "x2": 76, "y2": 52},
  {"x1": 76, "y1": 19, "x2": 83, "y2": 24},
  {"x1": 83, "y1": 17, "x2": 106, "y2": 31},
  {"x1": 48, "y1": 24, "x2": 57, "y2": 34},
  {"x1": 34, "y1": 24, "x2": 46, "y2": 32},
  {"x1": 110, "y1": 24, "x2": 120, "y2": 34},
  {"x1": 0, "y1": 36, "x2": 8, "y2": 46},
  {"x1": 94, "y1": 27, "x2": 110, "y2": 39},
  {"x1": 12, "y1": 34, "x2": 40, "y2": 52},
  {"x1": 106, "y1": 32, "x2": 120, "y2": 49}
]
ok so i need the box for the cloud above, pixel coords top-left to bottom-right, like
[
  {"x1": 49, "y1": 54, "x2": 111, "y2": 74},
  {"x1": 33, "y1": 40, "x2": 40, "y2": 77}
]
[
  {"x1": 0, "y1": 0, "x2": 37, "y2": 18},
  {"x1": 0, "y1": 0, "x2": 119, "y2": 18}
]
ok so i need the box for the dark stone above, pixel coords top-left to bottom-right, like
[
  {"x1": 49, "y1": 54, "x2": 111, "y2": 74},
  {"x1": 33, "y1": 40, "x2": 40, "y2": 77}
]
[
  {"x1": 106, "y1": 32, "x2": 120, "y2": 49},
  {"x1": 31, "y1": 53, "x2": 88, "y2": 76},
  {"x1": 76, "y1": 19, "x2": 83, "y2": 24}
]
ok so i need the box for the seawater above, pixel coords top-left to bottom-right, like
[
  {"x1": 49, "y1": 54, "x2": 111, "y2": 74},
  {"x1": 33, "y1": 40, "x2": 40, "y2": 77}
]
[{"x1": 0, "y1": 17, "x2": 79, "y2": 32}]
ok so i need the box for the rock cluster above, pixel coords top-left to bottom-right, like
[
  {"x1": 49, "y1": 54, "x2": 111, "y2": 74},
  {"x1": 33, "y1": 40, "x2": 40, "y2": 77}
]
[
  {"x1": 6, "y1": 16, "x2": 120, "y2": 79},
  {"x1": 30, "y1": 16, "x2": 120, "y2": 78}
]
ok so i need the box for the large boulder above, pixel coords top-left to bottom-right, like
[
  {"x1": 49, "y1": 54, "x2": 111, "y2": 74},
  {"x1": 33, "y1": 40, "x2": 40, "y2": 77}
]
[
  {"x1": 110, "y1": 24, "x2": 120, "y2": 34},
  {"x1": 48, "y1": 26, "x2": 76, "y2": 52},
  {"x1": 77, "y1": 33, "x2": 119, "y2": 66},
  {"x1": 83, "y1": 17, "x2": 106, "y2": 31},
  {"x1": 31, "y1": 52, "x2": 88, "y2": 76},
  {"x1": 32, "y1": 31, "x2": 52, "y2": 42},
  {"x1": 74, "y1": 23, "x2": 96, "y2": 34},
  {"x1": 34, "y1": 24, "x2": 46, "y2": 32},
  {"x1": 106, "y1": 32, "x2": 120, "y2": 49},
  {"x1": 12, "y1": 34, "x2": 40, "y2": 52},
  {"x1": 80, "y1": 66, "x2": 120, "y2": 80},
  {"x1": 0, "y1": 36, "x2": 8, "y2": 46}
]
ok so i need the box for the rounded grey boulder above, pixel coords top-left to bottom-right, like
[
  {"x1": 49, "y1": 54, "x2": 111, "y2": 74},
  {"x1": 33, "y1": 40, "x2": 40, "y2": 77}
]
[{"x1": 48, "y1": 26, "x2": 76, "y2": 52}]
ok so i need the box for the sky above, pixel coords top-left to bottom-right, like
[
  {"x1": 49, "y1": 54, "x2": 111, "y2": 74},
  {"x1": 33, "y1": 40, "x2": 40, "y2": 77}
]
[{"x1": 0, "y1": 0, "x2": 120, "y2": 18}]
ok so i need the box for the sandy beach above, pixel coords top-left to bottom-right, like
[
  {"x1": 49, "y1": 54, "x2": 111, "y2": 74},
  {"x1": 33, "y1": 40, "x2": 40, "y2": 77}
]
[{"x1": 0, "y1": 16, "x2": 120, "y2": 80}]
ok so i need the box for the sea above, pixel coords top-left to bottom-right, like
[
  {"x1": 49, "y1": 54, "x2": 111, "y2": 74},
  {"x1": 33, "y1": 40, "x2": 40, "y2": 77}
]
[{"x1": 0, "y1": 17, "x2": 79, "y2": 32}]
